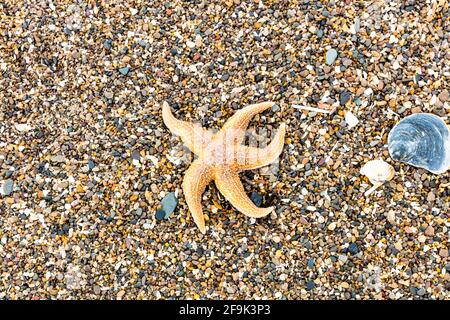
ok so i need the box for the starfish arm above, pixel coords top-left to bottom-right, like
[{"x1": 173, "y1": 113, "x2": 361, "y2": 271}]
[
  {"x1": 162, "y1": 101, "x2": 212, "y2": 155},
  {"x1": 235, "y1": 123, "x2": 286, "y2": 170},
  {"x1": 182, "y1": 159, "x2": 213, "y2": 234},
  {"x1": 217, "y1": 101, "x2": 276, "y2": 144},
  {"x1": 214, "y1": 168, "x2": 274, "y2": 218}
]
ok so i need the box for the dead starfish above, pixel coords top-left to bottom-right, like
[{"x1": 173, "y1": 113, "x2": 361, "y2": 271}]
[{"x1": 162, "y1": 101, "x2": 286, "y2": 233}]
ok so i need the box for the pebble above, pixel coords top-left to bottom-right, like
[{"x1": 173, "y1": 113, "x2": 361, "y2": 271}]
[
  {"x1": 103, "y1": 39, "x2": 112, "y2": 50},
  {"x1": 2, "y1": 179, "x2": 14, "y2": 196},
  {"x1": 118, "y1": 66, "x2": 130, "y2": 75},
  {"x1": 186, "y1": 40, "x2": 195, "y2": 48},
  {"x1": 51, "y1": 155, "x2": 66, "y2": 163},
  {"x1": 416, "y1": 288, "x2": 426, "y2": 296},
  {"x1": 327, "y1": 222, "x2": 337, "y2": 231},
  {"x1": 155, "y1": 209, "x2": 165, "y2": 221},
  {"x1": 424, "y1": 226, "x2": 434, "y2": 237},
  {"x1": 306, "y1": 281, "x2": 316, "y2": 291},
  {"x1": 439, "y1": 249, "x2": 448, "y2": 258},
  {"x1": 438, "y1": 89, "x2": 449, "y2": 102},
  {"x1": 88, "y1": 159, "x2": 95, "y2": 170},
  {"x1": 344, "y1": 111, "x2": 359, "y2": 128},
  {"x1": 339, "y1": 91, "x2": 352, "y2": 106},
  {"x1": 161, "y1": 192, "x2": 177, "y2": 218},
  {"x1": 348, "y1": 243, "x2": 359, "y2": 255},
  {"x1": 325, "y1": 49, "x2": 338, "y2": 65},
  {"x1": 131, "y1": 150, "x2": 141, "y2": 160},
  {"x1": 250, "y1": 192, "x2": 263, "y2": 207}
]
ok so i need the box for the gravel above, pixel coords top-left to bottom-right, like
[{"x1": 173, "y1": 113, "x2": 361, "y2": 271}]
[{"x1": 0, "y1": 0, "x2": 448, "y2": 300}]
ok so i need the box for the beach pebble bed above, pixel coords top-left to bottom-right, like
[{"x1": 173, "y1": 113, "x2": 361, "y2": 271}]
[{"x1": 0, "y1": 0, "x2": 449, "y2": 299}]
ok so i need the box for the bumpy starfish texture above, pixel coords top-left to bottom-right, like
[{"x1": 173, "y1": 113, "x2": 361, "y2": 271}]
[{"x1": 162, "y1": 101, "x2": 286, "y2": 233}]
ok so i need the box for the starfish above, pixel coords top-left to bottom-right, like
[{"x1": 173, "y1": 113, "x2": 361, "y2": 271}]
[{"x1": 162, "y1": 101, "x2": 286, "y2": 234}]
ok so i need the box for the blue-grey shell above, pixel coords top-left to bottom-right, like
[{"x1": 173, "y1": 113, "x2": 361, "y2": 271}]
[{"x1": 388, "y1": 113, "x2": 450, "y2": 174}]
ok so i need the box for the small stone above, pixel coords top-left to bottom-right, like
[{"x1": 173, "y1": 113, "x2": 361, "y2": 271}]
[
  {"x1": 438, "y1": 89, "x2": 449, "y2": 102},
  {"x1": 51, "y1": 155, "x2": 66, "y2": 163},
  {"x1": 137, "y1": 39, "x2": 147, "y2": 47},
  {"x1": 118, "y1": 66, "x2": 130, "y2": 75},
  {"x1": 272, "y1": 236, "x2": 281, "y2": 243},
  {"x1": 255, "y1": 74, "x2": 264, "y2": 82},
  {"x1": 345, "y1": 111, "x2": 359, "y2": 128},
  {"x1": 131, "y1": 150, "x2": 140, "y2": 160},
  {"x1": 416, "y1": 288, "x2": 425, "y2": 296},
  {"x1": 155, "y1": 209, "x2": 165, "y2": 221},
  {"x1": 306, "y1": 280, "x2": 316, "y2": 291},
  {"x1": 15, "y1": 123, "x2": 32, "y2": 132},
  {"x1": 271, "y1": 104, "x2": 280, "y2": 112},
  {"x1": 326, "y1": 49, "x2": 338, "y2": 65},
  {"x1": 327, "y1": 222, "x2": 336, "y2": 231},
  {"x1": 2, "y1": 179, "x2": 14, "y2": 196},
  {"x1": 426, "y1": 191, "x2": 435, "y2": 202},
  {"x1": 186, "y1": 40, "x2": 195, "y2": 48},
  {"x1": 350, "y1": 17, "x2": 360, "y2": 34},
  {"x1": 339, "y1": 91, "x2": 352, "y2": 106},
  {"x1": 93, "y1": 286, "x2": 101, "y2": 295},
  {"x1": 418, "y1": 235, "x2": 426, "y2": 243},
  {"x1": 103, "y1": 39, "x2": 112, "y2": 50},
  {"x1": 250, "y1": 192, "x2": 263, "y2": 207},
  {"x1": 135, "y1": 208, "x2": 143, "y2": 216},
  {"x1": 439, "y1": 248, "x2": 448, "y2": 258},
  {"x1": 88, "y1": 159, "x2": 95, "y2": 170},
  {"x1": 104, "y1": 91, "x2": 113, "y2": 99},
  {"x1": 338, "y1": 254, "x2": 348, "y2": 263},
  {"x1": 424, "y1": 226, "x2": 434, "y2": 237},
  {"x1": 348, "y1": 243, "x2": 359, "y2": 255},
  {"x1": 161, "y1": 192, "x2": 177, "y2": 218},
  {"x1": 342, "y1": 58, "x2": 352, "y2": 67},
  {"x1": 386, "y1": 211, "x2": 396, "y2": 225}
]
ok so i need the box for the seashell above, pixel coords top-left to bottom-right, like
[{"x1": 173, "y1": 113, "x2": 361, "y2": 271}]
[
  {"x1": 360, "y1": 159, "x2": 395, "y2": 184},
  {"x1": 388, "y1": 113, "x2": 450, "y2": 174},
  {"x1": 360, "y1": 159, "x2": 395, "y2": 196}
]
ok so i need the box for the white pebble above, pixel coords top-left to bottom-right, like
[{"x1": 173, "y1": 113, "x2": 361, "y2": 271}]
[{"x1": 345, "y1": 111, "x2": 359, "y2": 128}]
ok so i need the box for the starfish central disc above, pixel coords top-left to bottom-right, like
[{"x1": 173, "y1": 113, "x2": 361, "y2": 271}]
[{"x1": 162, "y1": 101, "x2": 286, "y2": 234}]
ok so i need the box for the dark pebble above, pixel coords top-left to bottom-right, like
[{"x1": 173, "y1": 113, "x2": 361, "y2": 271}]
[
  {"x1": 250, "y1": 192, "x2": 263, "y2": 207},
  {"x1": 155, "y1": 209, "x2": 165, "y2": 221},
  {"x1": 306, "y1": 280, "x2": 316, "y2": 291},
  {"x1": 131, "y1": 150, "x2": 140, "y2": 160},
  {"x1": 104, "y1": 39, "x2": 112, "y2": 50},
  {"x1": 348, "y1": 243, "x2": 359, "y2": 255},
  {"x1": 339, "y1": 90, "x2": 352, "y2": 105}
]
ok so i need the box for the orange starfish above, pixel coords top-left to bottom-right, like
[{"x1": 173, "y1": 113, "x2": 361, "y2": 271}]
[{"x1": 162, "y1": 101, "x2": 286, "y2": 233}]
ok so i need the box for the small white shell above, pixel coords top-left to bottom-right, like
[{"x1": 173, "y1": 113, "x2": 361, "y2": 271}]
[
  {"x1": 360, "y1": 159, "x2": 395, "y2": 185},
  {"x1": 360, "y1": 160, "x2": 396, "y2": 197}
]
